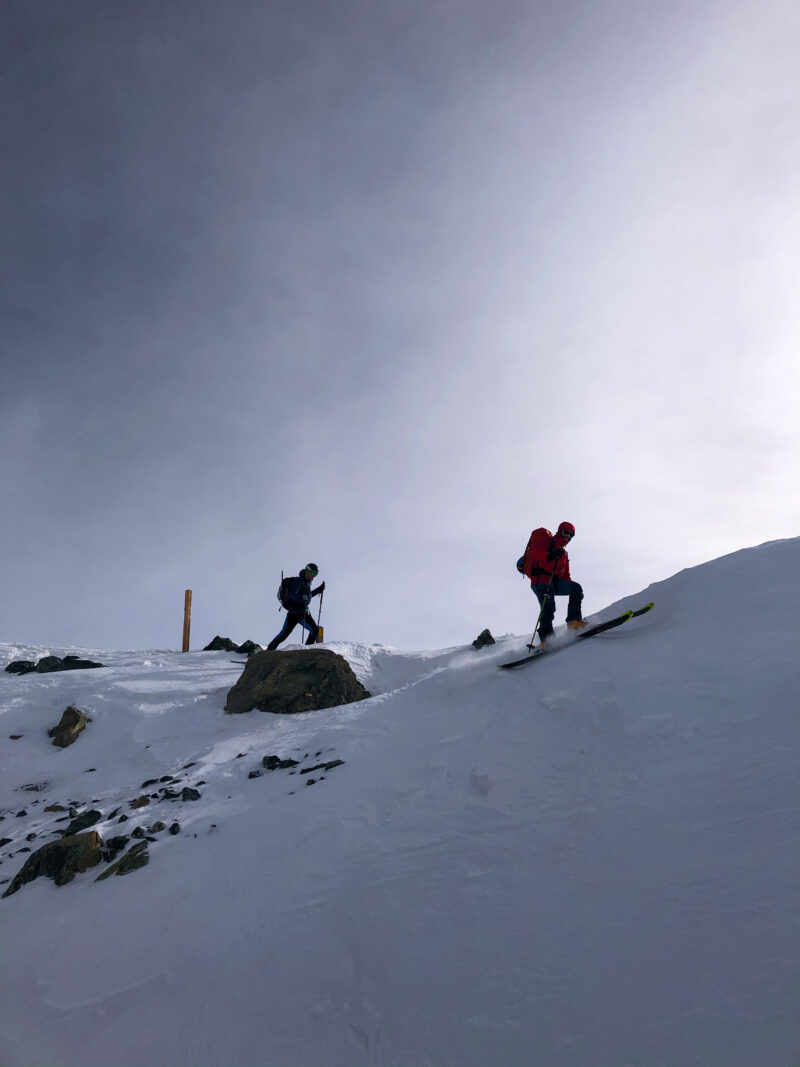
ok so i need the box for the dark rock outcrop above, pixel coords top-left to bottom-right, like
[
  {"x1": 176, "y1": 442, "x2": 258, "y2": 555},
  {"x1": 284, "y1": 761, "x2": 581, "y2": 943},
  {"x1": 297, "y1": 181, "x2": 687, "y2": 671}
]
[
  {"x1": 62, "y1": 810, "x2": 103, "y2": 836},
  {"x1": 5, "y1": 660, "x2": 36, "y2": 675},
  {"x1": 2, "y1": 831, "x2": 103, "y2": 897},
  {"x1": 48, "y1": 706, "x2": 92, "y2": 748},
  {"x1": 203, "y1": 636, "x2": 262, "y2": 654},
  {"x1": 204, "y1": 636, "x2": 240, "y2": 652},
  {"x1": 472, "y1": 628, "x2": 496, "y2": 649},
  {"x1": 102, "y1": 836, "x2": 129, "y2": 863},
  {"x1": 224, "y1": 648, "x2": 371, "y2": 716},
  {"x1": 96, "y1": 841, "x2": 149, "y2": 881},
  {"x1": 39, "y1": 654, "x2": 104, "y2": 673},
  {"x1": 262, "y1": 755, "x2": 300, "y2": 771},
  {"x1": 6, "y1": 655, "x2": 104, "y2": 675}
]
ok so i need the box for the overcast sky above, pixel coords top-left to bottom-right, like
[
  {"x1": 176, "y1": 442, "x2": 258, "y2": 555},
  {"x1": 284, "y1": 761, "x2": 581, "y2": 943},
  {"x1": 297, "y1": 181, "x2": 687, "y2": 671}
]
[{"x1": 2, "y1": 0, "x2": 799, "y2": 652}]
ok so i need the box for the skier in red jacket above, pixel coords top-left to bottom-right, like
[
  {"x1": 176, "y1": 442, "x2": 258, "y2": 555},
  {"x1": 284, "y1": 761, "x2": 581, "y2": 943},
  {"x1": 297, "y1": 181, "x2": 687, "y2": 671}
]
[{"x1": 518, "y1": 522, "x2": 586, "y2": 647}]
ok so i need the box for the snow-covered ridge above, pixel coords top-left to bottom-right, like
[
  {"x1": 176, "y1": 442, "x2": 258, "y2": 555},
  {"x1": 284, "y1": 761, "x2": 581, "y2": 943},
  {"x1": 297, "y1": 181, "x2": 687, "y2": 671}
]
[{"x1": 0, "y1": 537, "x2": 798, "y2": 1067}]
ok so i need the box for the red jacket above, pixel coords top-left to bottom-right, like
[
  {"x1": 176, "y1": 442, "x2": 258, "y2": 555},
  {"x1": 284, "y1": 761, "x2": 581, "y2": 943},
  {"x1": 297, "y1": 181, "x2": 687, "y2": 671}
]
[{"x1": 522, "y1": 528, "x2": 572, "y2": 585}]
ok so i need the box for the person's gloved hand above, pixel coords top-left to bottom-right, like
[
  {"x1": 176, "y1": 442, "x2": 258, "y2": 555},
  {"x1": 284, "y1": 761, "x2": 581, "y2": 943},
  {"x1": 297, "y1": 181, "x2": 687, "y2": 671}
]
[
  {"x1": 548, "y1": 546, "x2": 565, "y2": 561},
  {"x1": 319, "y1": 581, "x2": 326, "y2": 593}
]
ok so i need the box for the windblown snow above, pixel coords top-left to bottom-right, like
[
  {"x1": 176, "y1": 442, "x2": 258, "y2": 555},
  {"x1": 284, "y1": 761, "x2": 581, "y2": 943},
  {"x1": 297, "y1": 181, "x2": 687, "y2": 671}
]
[{"x1": 1, "y1": 538, "x2": 798, "y2": 1067}]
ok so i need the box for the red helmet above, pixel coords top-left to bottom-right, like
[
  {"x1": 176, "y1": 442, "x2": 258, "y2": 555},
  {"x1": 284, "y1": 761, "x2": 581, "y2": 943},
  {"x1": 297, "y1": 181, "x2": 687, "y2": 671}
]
[{"x1": 557, "y1": 522, "x2": 575, "y2": 539}]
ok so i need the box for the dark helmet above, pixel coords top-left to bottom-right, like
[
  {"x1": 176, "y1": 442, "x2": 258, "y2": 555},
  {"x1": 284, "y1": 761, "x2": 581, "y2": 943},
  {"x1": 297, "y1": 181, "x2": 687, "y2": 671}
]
[{"x1": 304, "y1": 562, "x2": 319, "y2": 577}]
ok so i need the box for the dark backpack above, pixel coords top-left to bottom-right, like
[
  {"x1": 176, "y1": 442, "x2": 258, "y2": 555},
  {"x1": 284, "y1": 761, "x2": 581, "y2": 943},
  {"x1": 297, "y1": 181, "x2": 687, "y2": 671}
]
[{"x1": 277, "y1": 575, "x2": 293, "y2": 610}]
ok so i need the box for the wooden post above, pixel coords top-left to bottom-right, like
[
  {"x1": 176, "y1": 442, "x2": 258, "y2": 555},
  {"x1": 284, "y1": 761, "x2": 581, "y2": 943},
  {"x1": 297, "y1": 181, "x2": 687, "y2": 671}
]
[{"x1": 182, "y1": 589, "x2": 192, "y2": 652}]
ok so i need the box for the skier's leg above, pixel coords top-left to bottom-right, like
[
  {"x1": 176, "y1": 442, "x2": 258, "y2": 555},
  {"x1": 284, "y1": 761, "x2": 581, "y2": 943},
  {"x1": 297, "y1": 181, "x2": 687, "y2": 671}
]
[
  {"x1": 300, "y1": 612, "x2": 319, "y2": 646},
  {"x1": 267, "y1": 612, "x2": 300, "y2": 651},
  {"x1": 564, "y1": 580, "x2": 584, "y2": 623},
  {"x1": 534, "y1": 584, "x2": 557, "y2": 641}
]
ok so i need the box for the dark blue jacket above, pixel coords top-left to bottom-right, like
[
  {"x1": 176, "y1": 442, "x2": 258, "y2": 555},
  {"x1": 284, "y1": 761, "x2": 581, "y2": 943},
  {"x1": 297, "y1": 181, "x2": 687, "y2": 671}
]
[{"x1": 281, "y1": 571, "x2": 323, "y2": 614}]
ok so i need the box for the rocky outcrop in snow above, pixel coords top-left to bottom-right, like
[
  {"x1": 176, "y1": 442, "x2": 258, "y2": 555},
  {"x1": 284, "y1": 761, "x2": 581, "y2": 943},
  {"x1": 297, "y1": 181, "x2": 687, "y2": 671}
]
[
  {"x1": 48, "y1": 706, "x2": 92, "y2": 748},
  {"x1": 2, "y1": 831, "x2": 103, "y2": 897},
  {"x1": 203, "y1": 636, "x2": 262, "y2": 655},
  {"x1": 224, "y1": 648, "x2": 371, "y2": 715},
  {"x1": 5, "y1": 654, "x2": 104, "y2": 675}
]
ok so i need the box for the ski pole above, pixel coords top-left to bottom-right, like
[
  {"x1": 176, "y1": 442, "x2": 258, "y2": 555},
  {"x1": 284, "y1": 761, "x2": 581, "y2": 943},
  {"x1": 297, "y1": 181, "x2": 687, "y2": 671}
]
[{"x1": 316, "y1": 588, "x2": 324, "y2": 643}]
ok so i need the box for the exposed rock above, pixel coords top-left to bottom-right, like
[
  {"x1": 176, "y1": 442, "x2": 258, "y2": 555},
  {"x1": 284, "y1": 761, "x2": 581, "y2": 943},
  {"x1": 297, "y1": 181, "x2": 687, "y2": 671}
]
[
  {"x1": 5, "y1": 661, "x2": 36, "y2": 675},
  {"x1": 59, "y1": 654, "x2": 103, "y2": 671},
  {"x1": 44, "y1": 804, "x2": 67, "y2": 813},
  {"x1": 0, "y1": 837, "x2": 12, "y2": 848},
  {"x1": 472, "y1": 628, "x2": 496, "y2": 649},
  {"x1": 96, "y1": 841, "x2": 149, "y2": 881},
  {"x1": 168, "y1": 822, "x2": 181, "y2": 835},
  {"x1": 62, "y1": 809, "x2": 103, "y2": 836},
  {"x1": 131, "y1": 826, "x2": 147, "y2": 839},
  {"x1": 181, "y1": 788, "x2": 201, "y2": 802},
  {"x1": 150, "y1": 822, "x2": 166, "y2": 833},
  {"x1": 20, "y1": 782, "x2": 47, "y2": 792},
  {"x1": 225, "y1": 648, "x2": 371, "y2": 716},
  {"x1": 300, "y1": 759, "x2": 345, "y2": 775},
  {"x1": 262, "y1": 755, "x2": 300, "y2": 770},
  {"x1": 2, "y1": 831, "x2": 103, "y2": 897},
  {"x1": 130, "y1": 796, "x2": 150, "y2": 810},
  {"x1": 37, "y1": 655, "x2": 104, "y2": 674},
  {"x1": 6, "y1": 655, "x2": 103, "y2": 674},
  {"x1": 204, "y1": 636, "x2": 263, "y2": 654},
  {"x1": 48, "y1": 706, "x2": 92, "y2": 749},
  {"x1": 203, "y1": 636, "x2": 240, "y2": 652},
  {"x1": 9, "y1": 735, "x2": 23, "y2": 740},
  {"x1": 36, "y1": 656, "x2": 65, "y2": 673},
  {"x1": 248, "y1": 769, "x2": 263, "y2": 779},
  {"x1": 102, "y1": 836, "x2": 129, "y2": 863}
]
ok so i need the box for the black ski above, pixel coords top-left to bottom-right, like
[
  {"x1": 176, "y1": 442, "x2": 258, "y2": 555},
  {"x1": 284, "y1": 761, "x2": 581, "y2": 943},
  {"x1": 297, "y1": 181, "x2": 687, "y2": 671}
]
[{"x1": 498, "y1": 602, "x2": 654, "y2": 670}]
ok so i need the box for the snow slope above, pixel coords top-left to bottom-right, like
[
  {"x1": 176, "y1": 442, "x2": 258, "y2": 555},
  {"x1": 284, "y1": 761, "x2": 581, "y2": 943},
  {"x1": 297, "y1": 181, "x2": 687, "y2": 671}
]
[{"x1": 0, "y1": 538, "x2": 798, "y2": 1067}]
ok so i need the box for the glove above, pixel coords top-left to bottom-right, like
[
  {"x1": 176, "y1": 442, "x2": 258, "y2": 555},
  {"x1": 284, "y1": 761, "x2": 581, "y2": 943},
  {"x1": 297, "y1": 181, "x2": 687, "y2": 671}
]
[
  {"x1": 547, "y1": 546, "x2": 565, "y2": 561},
  {"x1": 314, "y1": 582, "x2": 326, "y2": 594}
]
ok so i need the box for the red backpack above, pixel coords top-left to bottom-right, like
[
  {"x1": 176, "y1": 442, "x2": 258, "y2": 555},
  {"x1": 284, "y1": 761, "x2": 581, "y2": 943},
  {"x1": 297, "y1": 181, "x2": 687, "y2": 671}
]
[{"x1": 516, "y1": 528, "x2": 553, "y2": 579}]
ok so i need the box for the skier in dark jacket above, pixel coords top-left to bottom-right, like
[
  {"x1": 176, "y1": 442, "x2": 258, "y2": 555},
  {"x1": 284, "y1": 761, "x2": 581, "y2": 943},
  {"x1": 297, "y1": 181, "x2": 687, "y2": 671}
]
[
  {"x1": 267, "y1": 563, "x2": 326, "y2": 650},
  {"x1": 519, "y1": 522, "x2": 586, "y2": 647}
]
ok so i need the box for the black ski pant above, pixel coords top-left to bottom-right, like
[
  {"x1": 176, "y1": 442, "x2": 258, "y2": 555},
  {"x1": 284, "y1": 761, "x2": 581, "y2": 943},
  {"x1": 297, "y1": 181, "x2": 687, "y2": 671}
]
[
  {"x1": 532, "y1": 578, "x2": 583, "y2": 639},
  {"x1": 268, "y1": 610, "x2": 318, "y2": 650}
]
